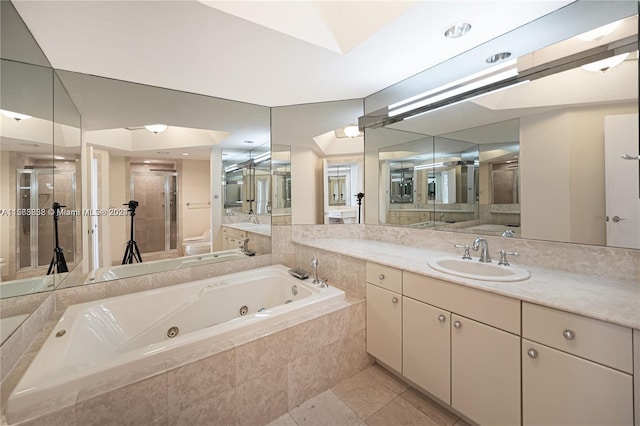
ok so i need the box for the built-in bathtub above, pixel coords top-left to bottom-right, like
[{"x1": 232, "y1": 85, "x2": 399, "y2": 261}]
[
  {"x1": 7, "y1": 265, "x2": 345, "y2": 416},
  {"x1": 85, "y1": 248, "x2": 249, "y2": 283}
]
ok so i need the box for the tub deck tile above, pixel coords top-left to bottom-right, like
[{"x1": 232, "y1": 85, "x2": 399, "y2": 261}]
[
  {"x1": 167, "y1": 347, "x2": 235, "y2": 414},
  {"x1": 169, "y1": 386, "x2": 236, "y2": 426},
  {"x1": 236, "y1": 364, "x2": 288, "y2": 426},
  {"x1": 76, "y1": 373, "x2": 167, "y2": 426}
]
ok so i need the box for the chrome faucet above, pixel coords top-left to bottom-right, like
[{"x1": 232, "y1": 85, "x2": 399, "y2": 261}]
[
  {"x1": 472, "y1": 237, "x2": 491, "y2": 263},
  {"x1": 249, "y1": 213, "x2": 260, "y2": 224},
  {"x1": 241, "y1": 238, "x2": 255, "y2": 256},
  {"x1": 502, "y1": 229, "x2": 514, "y2": 238},
  {"x1": 309, "y1": 258, "x2": 320, "y2": 284}
]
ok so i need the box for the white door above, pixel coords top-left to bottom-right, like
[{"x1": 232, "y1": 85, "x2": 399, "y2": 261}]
[{"x1": 604, "y1": 114, "x2": 639, "y2": 249}]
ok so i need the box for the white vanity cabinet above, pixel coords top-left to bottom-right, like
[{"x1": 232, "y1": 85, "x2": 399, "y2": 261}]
[
  {"x1": 403, "y1": 297, "x2": 451, "y2": 403},
  {"x1": 222, "y1": 227, "x2": 247, "y2": 250},
  {"x1": 366, "y1": 263, "x2": 402, "y2": 372},
  {"x1": 402, "y1": 272, "x2": 521, "y2": 426},
  {"x1": 522, "y1": 303, "x2": 634, "y2": 425}
]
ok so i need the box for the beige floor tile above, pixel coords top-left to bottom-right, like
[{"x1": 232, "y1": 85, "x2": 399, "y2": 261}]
[
  {"x1": 290, "y1": 390, "x2": 360, "y2": 426},
  {"x1": 332, "y1": 370, "x2": 399, "y2": 420},
  {"x1": 365, "y1": 397, "x2": 439, "y2": 426},
  {"x1": 400, "y1": 388, "x2": 459, "y2": 426},
  {"x1": 266, "y1": 413, "x2": 298, "y2": 426},
  {"x1": 365, "y1": 363, "x2": 408, "y2": 395}
]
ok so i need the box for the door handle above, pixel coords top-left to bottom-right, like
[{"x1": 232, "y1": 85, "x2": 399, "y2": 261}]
[
  {"x1": 612, "y1": 216, "x2": 627, "y2": 223},
  {"x1": 621, "y1": 154, "x2": 639, "y2": 160}
]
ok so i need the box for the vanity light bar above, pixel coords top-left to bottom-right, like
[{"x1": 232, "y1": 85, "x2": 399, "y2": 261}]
[
  {"x1": 388, "y1": 60, "x2": 518, "y2": 118},
  {"x1": 414, "y1": 162, "x2": 444, "y2": 170}
]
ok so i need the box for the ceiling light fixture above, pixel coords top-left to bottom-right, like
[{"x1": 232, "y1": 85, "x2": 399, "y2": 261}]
[
  {"x1": 577, "y1": 22, "x2": 620, "y2": 42},
  {"x1": 444, "y1": 22, "x2": 472, "y2": 39},
  {"x1": 581, "y1": 52, "x2": 629, "y2": 72},
  {"x1": 253, "y1": 152, "x2": 271, "y2": 163},
  {"x1": 181, "y1": 153, "x2": 190, "y2": 156},
  {"x1": 389, "y1": 59, "x2": 519, "y2": 117},
  {"x1": 343, "y1": 125, "x2": 360, "y2": 138},
  {"x1": 144, "y1": 124, "x2": 168, "y2": 134},
  {"x1": 244, "y1": 140, "x2": 255, "y2": 144},
  {"x1": 1, "y1": 109, "x2": 32, "y2": 121},
  {"x1": 486, "y1": 52, "x2": 512, "y2": 64}
]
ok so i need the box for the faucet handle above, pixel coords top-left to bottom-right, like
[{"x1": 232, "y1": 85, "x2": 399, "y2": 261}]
[
  {"x1": 309, "y1": 258, "x2": 318, "y2": 267},
  {"x1": 454, "y1": 244, "x2": 472, "y2": 260},
  {"x1": 498, "y1": 249, "x2": 518, "y2": 266}
]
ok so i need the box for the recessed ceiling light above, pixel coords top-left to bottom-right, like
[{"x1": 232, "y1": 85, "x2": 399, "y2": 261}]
[
  {"x1": 486, "y1": 52, "x2": 512, "y2": 63},
  {"x1": 244, "y1": 140, "x2": 255, "y2": 144},
  {"x1": 444, "y1": 22, "x2": 472, "y2": 39}
]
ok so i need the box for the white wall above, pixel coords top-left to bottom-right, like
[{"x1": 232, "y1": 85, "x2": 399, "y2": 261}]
[
  {"x1": 108, "y1": 156, "x2": 127, "y2": 264},
  {"x1": 180, "y1": 159, "x2": 211, "y2": 239},
  {"x1": 291, "y1": 146, "x2": 323, "y2": 224},
  {"x1": 520, "y1": 103, "x2": 637, "y2": 245}
]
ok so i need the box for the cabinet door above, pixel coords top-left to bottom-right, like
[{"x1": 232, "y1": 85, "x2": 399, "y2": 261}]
[
  {"x1": 451, "y1": 314, "x2": 520, "y2": 426},
  {"x1": 366, "y1": 283, "x2": 402, "y2": 372},
  {"x1": 403, "y1": 297, "x2": 450, "y2": 404},
  {"x1": 522, "y1": 340, "x2": 633, "y2": 426}
]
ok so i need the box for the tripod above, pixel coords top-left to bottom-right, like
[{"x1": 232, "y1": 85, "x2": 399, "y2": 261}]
[
  {"x1": 122, "y1": 200, "x2": 143, "y2": 264},
  {"x1": 355, "y1": 192, "x2": 364, "y2": 224},
  {"x1": 47, "y1": 202, "x2": 69, "y2": 275}
]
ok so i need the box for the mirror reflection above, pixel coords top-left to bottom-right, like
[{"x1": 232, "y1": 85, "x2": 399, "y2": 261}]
[
  {"x1": 271, "y1": 145, "x2": 291, "y2": 225},
  {"x1": 369, "y1": 15, "x2": 638, "y2": 248},
  {"x1": 51, "y1": 70, "x2": 272, "y2": 285}
]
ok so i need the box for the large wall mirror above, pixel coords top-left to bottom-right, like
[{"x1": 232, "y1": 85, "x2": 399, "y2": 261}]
[
  {"x1": 271, "y1": 99, "x2": 364, "y2": 225},
  {"x1": 364, "y1": 10, "x2": 639, "y2": 249},
  {"x1": 54, "y1": 70, "x2": 272, "y2": 285},
  {"x1": 0, "y1": 1, "x2": 82, "y2": 344}
]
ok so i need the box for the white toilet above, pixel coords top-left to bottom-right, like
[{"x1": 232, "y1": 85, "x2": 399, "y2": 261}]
[{"x1": 182, "y1": 230, "x2": 212, "y2": 256}]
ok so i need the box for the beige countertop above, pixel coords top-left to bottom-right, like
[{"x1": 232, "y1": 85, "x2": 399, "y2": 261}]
[
  {"x1": 293, "y1": 238, "x2": 640, "y2": 330},
  {"x1": 223, "y1": 223, "x2": 271, "y2": 237}
]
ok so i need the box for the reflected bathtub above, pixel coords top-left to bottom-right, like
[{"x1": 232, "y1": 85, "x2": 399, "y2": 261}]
[
  {"x1": 0, "y1": 274, "x2": 57, "y2": 298},
  {"x1": 85, "y1": 248, "x2": 248, "y2": 283},
  {"x1": 8, "y1": 265, "x2": 344, "y2": 414}
]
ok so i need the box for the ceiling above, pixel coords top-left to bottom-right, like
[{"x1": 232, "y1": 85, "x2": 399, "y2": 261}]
[{"x1": 12, "y1": 0, "x2": 572, "y2": 107}]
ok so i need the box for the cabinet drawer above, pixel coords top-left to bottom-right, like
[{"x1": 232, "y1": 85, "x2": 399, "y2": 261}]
[
  {"x1": 223, "y1": 227, "x2": 248, "y2": 240},
  {"x1": 403, "y1": 271, "x2": 520, "y2": 334},
  {"x1": 366, "y1": 262, "x2": 402, "y2": 293},
  {"x1": 522, "y1": 303, "x2": 632, "y2": 373}
]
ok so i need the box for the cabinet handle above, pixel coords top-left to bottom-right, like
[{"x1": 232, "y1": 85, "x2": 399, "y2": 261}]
[
  {"x1": 453, "y1": 320, "x2": 462, "y2": 329},
  {"x1": 437, "y1": 314, "x2": 446, "y2": 323},
  {"x1": 563, "y1": 329, "x2": 575, "y2": 340},
  {"x1": 527, "y1": 348, "x2": 538, "y2": 359},
  {"x1": 391, "y1": 297, "x2": 398, "y2": 304},
  {"x1": 378, "y1": 274, "x2": 385, "y2": 280}
]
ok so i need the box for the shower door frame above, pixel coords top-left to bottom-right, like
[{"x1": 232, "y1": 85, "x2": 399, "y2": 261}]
[
  {"x1": 16, "y1": 168, "x2": 77, "y2": 270},
  {"x1": 130, "y1": 171, "x2": 178, "y2": 254}
]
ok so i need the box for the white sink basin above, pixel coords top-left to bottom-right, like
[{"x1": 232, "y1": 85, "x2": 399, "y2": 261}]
[{"x1": 427, "y1": 257, "x2": 530, "y2": 282}]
